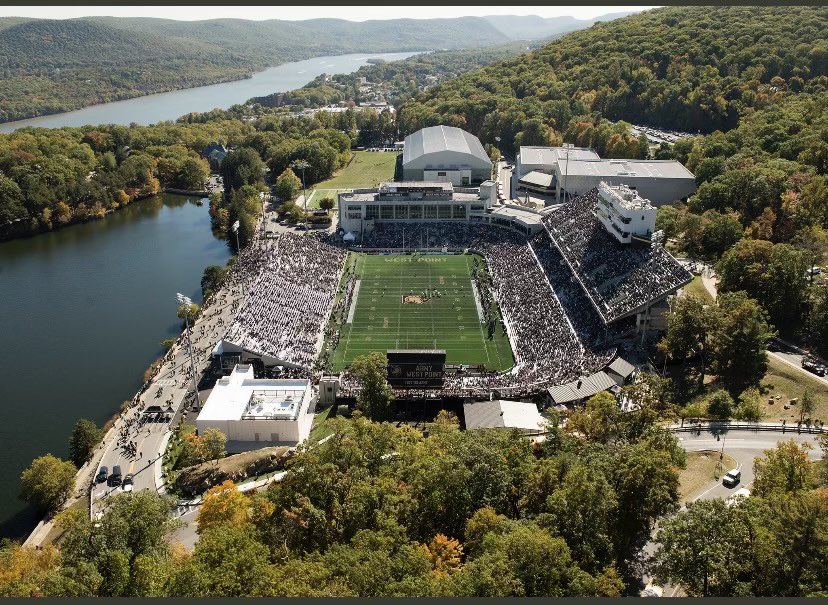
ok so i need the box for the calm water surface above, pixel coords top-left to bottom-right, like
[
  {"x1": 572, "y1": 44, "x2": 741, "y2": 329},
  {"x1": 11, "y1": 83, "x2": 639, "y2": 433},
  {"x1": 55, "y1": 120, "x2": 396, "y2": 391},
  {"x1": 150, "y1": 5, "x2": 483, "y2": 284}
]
[
  {"x1": 0, "y1": 52, "x2": 416, "y2": 132},
  {"x1": 0, "y1": 195, "x2": 229, "y2": 538}
]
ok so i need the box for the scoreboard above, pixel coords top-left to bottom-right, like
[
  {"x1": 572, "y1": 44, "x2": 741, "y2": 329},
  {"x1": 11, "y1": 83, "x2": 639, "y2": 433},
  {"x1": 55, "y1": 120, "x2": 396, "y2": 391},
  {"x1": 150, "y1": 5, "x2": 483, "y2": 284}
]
[{"x1": 387, "y1": 349, "x2": 446, "y2": 389}]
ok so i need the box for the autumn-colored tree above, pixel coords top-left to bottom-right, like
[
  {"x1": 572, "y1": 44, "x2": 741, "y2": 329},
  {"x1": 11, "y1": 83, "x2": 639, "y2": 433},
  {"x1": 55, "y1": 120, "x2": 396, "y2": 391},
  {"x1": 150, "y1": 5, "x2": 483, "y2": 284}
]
[
  {"x1": 421, "y1": 534, "x2": 463, "y2": 576},
  {"x1": 196, "y1": 480, "x2": 251, "y2": 533}
]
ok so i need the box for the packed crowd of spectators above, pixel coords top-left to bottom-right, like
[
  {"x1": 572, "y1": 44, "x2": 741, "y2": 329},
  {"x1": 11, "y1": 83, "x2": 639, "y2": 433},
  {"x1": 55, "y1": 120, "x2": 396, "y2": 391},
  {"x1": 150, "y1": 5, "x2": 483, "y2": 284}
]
[
  {"x1": 223, "y1": 232, "x2": 346, "y2": 370},
  {"x1": 542, "y1": 188, "x2": 692, "y2": 323},
  {"x1": 339, "y1": 222, "x2": 615, "y2": 397}
]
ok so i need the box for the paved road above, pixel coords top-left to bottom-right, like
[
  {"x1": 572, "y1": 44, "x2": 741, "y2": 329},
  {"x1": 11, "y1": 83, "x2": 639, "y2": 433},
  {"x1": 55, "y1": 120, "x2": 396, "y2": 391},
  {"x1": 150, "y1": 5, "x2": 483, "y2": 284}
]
[{"x1": 643, "y1": 428, "x2": 824, "y2": 596}]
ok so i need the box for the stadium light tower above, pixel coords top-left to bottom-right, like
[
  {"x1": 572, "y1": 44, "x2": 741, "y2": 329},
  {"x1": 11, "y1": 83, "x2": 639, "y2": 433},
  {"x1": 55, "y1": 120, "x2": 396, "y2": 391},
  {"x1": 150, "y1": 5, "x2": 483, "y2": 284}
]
[
  {"x1": 291, "y1": 159, "x2": 310, "y2": 231},
  {"x1": 176, "y1": 292, "x2": 201, "y2": 409},
  {"x1": 231, "y1": 219, "x2": 241, "y2": 252}
]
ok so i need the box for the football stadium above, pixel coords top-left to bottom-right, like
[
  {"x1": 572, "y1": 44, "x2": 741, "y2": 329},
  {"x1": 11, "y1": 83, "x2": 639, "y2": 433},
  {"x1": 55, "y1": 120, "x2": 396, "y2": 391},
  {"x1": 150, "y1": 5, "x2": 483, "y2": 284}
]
[{"x1": 211, "y1": 180, "x2": 692, "y2": 403}]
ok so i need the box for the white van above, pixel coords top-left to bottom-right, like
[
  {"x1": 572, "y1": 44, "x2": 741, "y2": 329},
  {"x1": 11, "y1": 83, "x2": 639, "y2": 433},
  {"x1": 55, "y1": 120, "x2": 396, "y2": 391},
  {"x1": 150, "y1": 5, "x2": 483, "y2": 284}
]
[{"x1": 722, "y1": 468, "x2": 741, "y2": 487}]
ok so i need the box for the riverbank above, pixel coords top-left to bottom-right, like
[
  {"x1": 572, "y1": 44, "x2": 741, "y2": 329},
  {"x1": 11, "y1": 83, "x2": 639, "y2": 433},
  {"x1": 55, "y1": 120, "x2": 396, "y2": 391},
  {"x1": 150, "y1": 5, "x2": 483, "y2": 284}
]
[
  {"x1": 0, "y1": 189, "x2": 206, "y2": 242},
  {"x1": 0, "y1": 51, "x2": 419, "y2": 133}
]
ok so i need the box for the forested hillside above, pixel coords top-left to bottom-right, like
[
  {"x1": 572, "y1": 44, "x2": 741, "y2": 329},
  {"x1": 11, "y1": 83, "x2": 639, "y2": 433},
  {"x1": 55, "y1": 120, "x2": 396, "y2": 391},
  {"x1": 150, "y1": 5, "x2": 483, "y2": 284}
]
[
  {"x1": 399, "y1": 6, "x2": 828, "y2": 153},
  {"x1": 482, "y1": 12, "x2": 635, "y2": 41},
  {"x1": 0, "y1": 16, "x2": 510, "y2": 123}
]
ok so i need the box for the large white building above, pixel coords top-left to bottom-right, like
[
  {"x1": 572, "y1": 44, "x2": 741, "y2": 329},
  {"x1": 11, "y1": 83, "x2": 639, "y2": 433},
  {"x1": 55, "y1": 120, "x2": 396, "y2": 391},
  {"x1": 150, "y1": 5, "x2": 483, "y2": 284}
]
[
  {"x1": 196, "y1": 364, "x2": 314, "y2": 447},
  {"x1": 594, "y1": 182, "x2": 657, "y2": 245},
  {"x1": 514, "y1": 145, "x2": 696, "y2": 206},
  {"x1": 402, "y1": 126, "x2": 492, "y2": 186},
  {"x1": 337, "y1": 181, "x2": 546, "y2": 238}
]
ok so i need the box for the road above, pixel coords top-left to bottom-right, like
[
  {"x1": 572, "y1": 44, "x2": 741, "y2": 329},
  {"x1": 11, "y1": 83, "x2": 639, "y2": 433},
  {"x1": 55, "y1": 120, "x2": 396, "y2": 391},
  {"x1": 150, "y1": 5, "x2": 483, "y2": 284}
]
[{"x1": 642, "y1": 428, "x2": 824, "y2": 596}]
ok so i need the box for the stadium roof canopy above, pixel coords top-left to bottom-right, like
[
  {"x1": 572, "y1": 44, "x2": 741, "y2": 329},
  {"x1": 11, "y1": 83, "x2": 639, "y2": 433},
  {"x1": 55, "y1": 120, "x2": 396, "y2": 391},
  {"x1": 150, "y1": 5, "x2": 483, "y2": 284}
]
[
  {"x1": 547, "y1": 371, "x2": 617, "y2": 405},
  {"x1": 518, "y1": 170, "x2": 554, "y2": 189},
  {"x1": 402, "y1": 125, "x2": 491, "y2": 170},
  {"x1": 463, "y1": 400, "x2": 546, "y2": 432}
]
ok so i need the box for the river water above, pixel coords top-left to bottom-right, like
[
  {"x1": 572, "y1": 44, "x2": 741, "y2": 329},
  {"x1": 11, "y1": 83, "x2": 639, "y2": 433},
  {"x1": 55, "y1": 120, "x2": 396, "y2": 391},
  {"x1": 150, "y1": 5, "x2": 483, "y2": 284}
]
[
  {"x1": 0, "y1": 51, "x2": 416, "y2": 132},
  {"x1": 0, "y1": 195, "x2": 230, "y2": 538},
  {"x1": 0, "y1": 51, "x2": 415, "y2": 539}
]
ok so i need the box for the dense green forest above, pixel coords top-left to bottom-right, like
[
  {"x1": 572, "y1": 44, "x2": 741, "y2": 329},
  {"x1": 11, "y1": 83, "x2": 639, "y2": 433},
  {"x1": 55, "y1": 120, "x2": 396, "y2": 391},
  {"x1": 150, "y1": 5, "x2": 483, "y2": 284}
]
[
  {"x1": 3, "y1": 410, "x2": 827, "y2": 596},
  {"x1": 0, "y1": 107, "x2": 392, "y2": 241},
  {"x1": 0, "y1": 16, "x2": 512, "y2": 122},
  {"x1": 398, "y1": 6, "x2": 828, "y2": 154}
]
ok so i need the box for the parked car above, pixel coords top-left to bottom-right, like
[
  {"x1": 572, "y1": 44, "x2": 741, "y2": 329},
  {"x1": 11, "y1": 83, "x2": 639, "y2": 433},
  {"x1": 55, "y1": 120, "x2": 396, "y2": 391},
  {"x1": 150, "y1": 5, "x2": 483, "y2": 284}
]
[
  {"x1": 95, "y1": 466, "x2": 108, "y2": 484},
  {"x1": 121, "y1": 473, "x2": 134, "y2": 492},
  {"x1": 722, "y1": 468, "x2": 741, "y2": 488},
  {"x1": 802, "y1": 357, "x2": 827, "y2": 376},
  {"x1": 109, "y1": 465, "x2": 122, "y2": 487}
]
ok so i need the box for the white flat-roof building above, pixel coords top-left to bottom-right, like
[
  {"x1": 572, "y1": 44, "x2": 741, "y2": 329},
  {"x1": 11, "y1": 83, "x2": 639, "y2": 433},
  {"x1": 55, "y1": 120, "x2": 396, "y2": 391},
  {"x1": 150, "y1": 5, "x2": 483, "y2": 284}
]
[
  {"x1": 402, "y1": 126, "x2": 492, "y2": 186},
  {"x1": 515, "y1": 145, "x2": 696, "y2": 206},
  {"x1": 556, "y1": 158, "x2": 696, "y2": 206},
  {"x1": 595, "y1": 182, "x2": 657, "y2": 244},
  {"x1": 196, "y1": 364, "x2": 314, "y2": 447}
]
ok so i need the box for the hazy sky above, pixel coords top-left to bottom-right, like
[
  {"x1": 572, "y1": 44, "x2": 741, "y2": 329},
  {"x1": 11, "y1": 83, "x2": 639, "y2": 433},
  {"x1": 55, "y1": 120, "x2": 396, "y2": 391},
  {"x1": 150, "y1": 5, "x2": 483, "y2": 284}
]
[{"x1": 2, "y1": 6, "x2": 655, "y2": 21}]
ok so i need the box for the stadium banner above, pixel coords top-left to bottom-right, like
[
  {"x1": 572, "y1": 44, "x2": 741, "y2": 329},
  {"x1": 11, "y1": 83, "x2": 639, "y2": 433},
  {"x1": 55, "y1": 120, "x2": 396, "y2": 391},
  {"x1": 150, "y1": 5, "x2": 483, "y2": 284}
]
[{"x1": 387, "y1": 349, "x2": 446, "y2": 389}]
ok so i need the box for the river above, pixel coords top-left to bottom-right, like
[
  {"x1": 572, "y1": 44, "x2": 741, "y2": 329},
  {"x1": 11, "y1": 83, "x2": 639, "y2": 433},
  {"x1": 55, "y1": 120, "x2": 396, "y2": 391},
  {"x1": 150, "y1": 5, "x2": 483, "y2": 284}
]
[
  {"x1": 0, "y1": 195, "x2": 230, "y2": 538},
  {"x1": 0, "y1": 51, "x2": 416, "y2": 132}
]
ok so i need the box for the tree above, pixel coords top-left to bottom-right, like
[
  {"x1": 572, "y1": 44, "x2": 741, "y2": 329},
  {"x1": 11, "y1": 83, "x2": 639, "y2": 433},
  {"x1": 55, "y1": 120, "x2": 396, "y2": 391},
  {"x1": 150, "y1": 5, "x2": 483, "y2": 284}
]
[
  {"x1": 318, "y1": 197, "x2": 335, "y2": 211},
  {"x1": 735, "y1": 388, "x2": 763, "y2": 422},
  {"x1": 221, "y1": 147, "x2": 265, "y2": 192},
  {"x1": 660, "y1": 294, "x2": 713, "y2": 387},
  {"x1": 350, "y1": 352, "x2": 394, "y2": 421},
  {"x1": 0, "y1": 175, "x2": 27, "y2": 224},
  {"x1": 19, "y1": 454, "x2": 77, "y2": 514},
  {"x1": 752, "y1": 440, "x2": 813, "y2": 498},
  {"x1": 68, "y1": 419, "x2": 103, "y2": 467},
  {"x1": 274, "y1": 168, "x2": 302, "y2": 202},
  {"x1": 200, "y1": 265, "x2": 228, "y2": 298},
  {"x1": 566, "y1": 391, "x2": 620, "y2": 443},
  {"x1": 653, "y1": 499, "x2": 748, "y2": 596},
  {"x1": 801, "y1": 390, "x2": 816, "y2": 424},
  {"x1": 202, "y1": 428, "x2": 227, "y2": 460},
  {"x1": 196, "y1": 481, "x2": 250, "y2": 533},
  {"x1": 707, "y1": 390, "x2": 734, "y2": 420},
  {"x1": 710, "y1": 292, "x2": 776, "y2": 392},
  {"x1": 421, "y1": 534, "x2": 463, "y2": 575},
  {"x1": 176, "y1": 302, "x2": 200, "y2": 325}
]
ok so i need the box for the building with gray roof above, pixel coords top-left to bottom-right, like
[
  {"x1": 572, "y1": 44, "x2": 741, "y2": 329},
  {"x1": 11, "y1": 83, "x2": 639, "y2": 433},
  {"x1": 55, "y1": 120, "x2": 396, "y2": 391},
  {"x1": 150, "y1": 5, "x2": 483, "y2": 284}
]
[
  {"x1": 402, "y1": 126, "x2": 492, "y2": 186},
  {"x1": 546, "y1": 371, "x2": 618, "y2": 406}
]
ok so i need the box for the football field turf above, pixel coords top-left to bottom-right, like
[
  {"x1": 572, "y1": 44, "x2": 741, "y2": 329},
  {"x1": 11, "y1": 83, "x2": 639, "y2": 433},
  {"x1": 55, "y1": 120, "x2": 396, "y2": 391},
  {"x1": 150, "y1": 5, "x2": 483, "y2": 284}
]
[{"x1": 330, "y1": 253, "x2": 514, "y2": 371}]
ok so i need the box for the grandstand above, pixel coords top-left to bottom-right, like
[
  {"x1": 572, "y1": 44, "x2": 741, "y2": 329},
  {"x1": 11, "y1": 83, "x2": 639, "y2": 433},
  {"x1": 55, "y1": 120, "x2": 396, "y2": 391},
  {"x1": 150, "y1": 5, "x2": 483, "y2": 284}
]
[{"x1": 216, "y1": 186, "x2": 686, "y2": 400}]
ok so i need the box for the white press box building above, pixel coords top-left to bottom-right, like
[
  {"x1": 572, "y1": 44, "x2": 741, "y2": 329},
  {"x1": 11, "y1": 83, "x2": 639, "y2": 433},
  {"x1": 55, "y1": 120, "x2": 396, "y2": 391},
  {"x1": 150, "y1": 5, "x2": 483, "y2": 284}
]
[
  {"x1": 196, "y1": 364, "x2": 314, "y2": 447},
  {"x1": 594, "y1": 182, "x2": 657, "y2": 245},
  {"x1": 338, "y1": 181, "x2": 547, "y2": 239},
  {"x1": 402, "y1": 125, "x2": 493, "y2": 186},
  {"x1": 515, "y1": 145, "x2": 696, "y2": 206}
]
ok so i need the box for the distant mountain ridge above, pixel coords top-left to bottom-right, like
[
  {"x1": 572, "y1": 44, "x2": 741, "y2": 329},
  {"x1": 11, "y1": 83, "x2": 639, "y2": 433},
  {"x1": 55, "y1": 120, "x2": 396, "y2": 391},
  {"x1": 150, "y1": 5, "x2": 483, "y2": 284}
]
[{"x1": 483, "y1": 11, "x2": 638, "y2": 41}]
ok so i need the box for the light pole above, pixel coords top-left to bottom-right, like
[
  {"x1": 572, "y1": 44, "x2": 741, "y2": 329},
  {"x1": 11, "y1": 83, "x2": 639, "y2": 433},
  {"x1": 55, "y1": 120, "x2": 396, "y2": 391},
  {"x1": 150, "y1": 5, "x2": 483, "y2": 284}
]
[
  {"x1": 292, "y1": 159, "x2": 310, "y2": 231},
  {"x1": 176, "y1": 293, "x2": 201, "y2": 409},
  {"x1": 231, "y1": 220, "x2": 244, "y2": 296}
]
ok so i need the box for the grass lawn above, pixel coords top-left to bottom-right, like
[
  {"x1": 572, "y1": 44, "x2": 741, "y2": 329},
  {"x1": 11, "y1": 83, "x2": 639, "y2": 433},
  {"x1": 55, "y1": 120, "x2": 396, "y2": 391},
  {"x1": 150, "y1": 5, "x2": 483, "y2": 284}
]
[
  {"x1": 309, "y1": 405, "x2": 338, "y2": 444},
  {"x1": 330, "y1": 253, "x2": 514, "y2": 372},
  {"x1": 682, "y1": 275, "x2": 714, "y2": 303},
  {"x1": 306, "y1": 151, "x2": 397, "y2": 208},
  {"x1": 759, "y1": 356, "x2": 828, "y2": 423},
  {"x1": 679, "y1": 450, "x2": 738, "y2": 502}
]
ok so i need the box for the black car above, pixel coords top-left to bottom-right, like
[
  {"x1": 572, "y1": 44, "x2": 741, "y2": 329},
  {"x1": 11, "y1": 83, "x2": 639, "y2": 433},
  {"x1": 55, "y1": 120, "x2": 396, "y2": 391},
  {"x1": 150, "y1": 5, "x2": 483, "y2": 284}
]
[
  {"x1": 109, "y1": 465, "x2": 123, "y2": 487},
  {"x1": 95, "y1": 466, "x2": 108, "y2": 484}
]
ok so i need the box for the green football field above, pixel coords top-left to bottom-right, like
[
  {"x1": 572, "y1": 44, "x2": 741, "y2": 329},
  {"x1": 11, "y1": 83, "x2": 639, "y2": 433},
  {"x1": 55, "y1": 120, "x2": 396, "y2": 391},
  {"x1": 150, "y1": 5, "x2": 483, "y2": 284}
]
[{"x1": 330, "y1": 253, "x2": 514, "y2": 371}]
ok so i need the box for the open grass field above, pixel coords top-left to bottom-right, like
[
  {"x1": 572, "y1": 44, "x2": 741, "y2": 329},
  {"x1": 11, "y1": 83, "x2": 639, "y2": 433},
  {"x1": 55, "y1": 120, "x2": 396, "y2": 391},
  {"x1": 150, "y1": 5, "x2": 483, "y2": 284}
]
[
  {"x1": 330, "y1": 253, "x2": 514, "y2": 371},
  {"x1": 682, "y1": 275, "x2": 714, "y2": 303},
  {"x1": 306, "y1": 151, "x2": 397, "y2": 208},
  {"x1": 760, "y1": 355, "x2": 828, "y2": 422}
]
